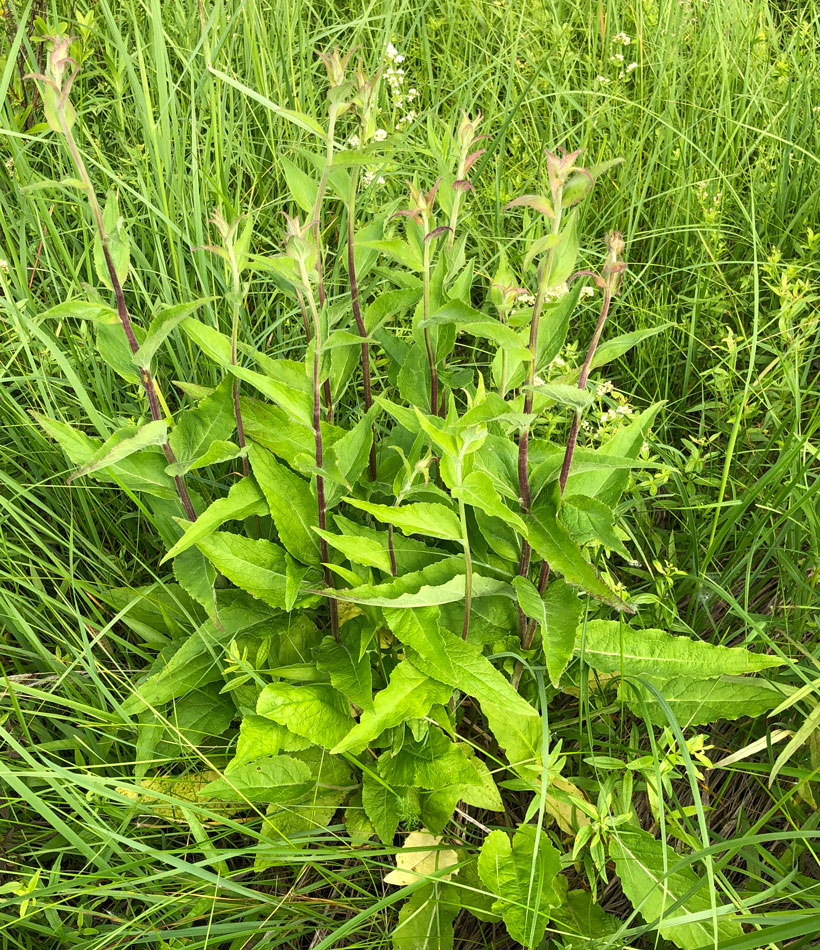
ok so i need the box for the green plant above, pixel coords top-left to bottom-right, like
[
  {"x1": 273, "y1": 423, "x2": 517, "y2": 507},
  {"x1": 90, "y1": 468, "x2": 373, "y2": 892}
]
[{"x1": 19, "y1": 24, "x2": 804, "y2": 950}]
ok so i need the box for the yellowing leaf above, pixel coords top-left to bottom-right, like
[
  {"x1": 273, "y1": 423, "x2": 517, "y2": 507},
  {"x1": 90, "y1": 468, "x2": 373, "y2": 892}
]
[{"x1": 384, "y1": 831, "x2": 459, "y2": 886}]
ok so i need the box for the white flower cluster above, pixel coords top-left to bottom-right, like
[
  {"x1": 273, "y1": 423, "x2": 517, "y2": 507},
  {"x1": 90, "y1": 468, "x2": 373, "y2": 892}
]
[
  {"x1": 580, "y1": 285, "x2": 596, "y2": 298},
  {"x1": 612, "y1": 31, "x2": 631, "y2": 45},
  {"x1": 596, "y1": 379, "x2": 614, "y2": 397},
  {"x1": 362, "y1": 169, "x2": 386, "y2": 187},
  {"x1": 600, "y1": 403, "x2": 634, "y2": 424},
  {"x1": 543, "y1": 282, "x2": 568, "y2": 303},
  {"x1": 385, "y1": 42, "x2": 418, "y2": 126},
  {"x1": 0, "y1": 259, "x2": 8, "y2": 272}
]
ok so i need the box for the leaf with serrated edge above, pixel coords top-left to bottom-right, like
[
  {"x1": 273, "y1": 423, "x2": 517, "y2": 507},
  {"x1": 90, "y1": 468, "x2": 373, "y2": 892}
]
[
  {"x1": 257, "y1": 682, "x2": 352, "y2": 749},
  {"x1": 199, "y1": 754, "x2": 311, "y2": 803},
  {"x1": 346, "y1": 498, "x2": 462, "y2": 542}
]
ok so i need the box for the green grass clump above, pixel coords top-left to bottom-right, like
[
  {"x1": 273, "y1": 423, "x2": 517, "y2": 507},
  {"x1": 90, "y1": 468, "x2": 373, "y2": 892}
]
[{"x1": 1, "y1": 1, "x2": 819, "y2": 948}]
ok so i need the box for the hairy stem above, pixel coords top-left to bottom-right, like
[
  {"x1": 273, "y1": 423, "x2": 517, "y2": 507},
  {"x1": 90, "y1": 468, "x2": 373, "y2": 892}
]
[
  {"x1": 387, "y1": 523, "x2": 397, "y2": 577},
  {"x1": 347, "y1": 169, "x2": 377, "y2": 480},
  {"x1": 59, "y1": 113, "x2": 196, "y2": 522},
  {"x1": 457, "y1": 481, "x2": 473, "y2": 640},
  {"x1": 311, "y1": 107, "x2": 337, "y2": 309},
  {"x1": 228, "y1": 275, "x2": 250, "y2": 478}
]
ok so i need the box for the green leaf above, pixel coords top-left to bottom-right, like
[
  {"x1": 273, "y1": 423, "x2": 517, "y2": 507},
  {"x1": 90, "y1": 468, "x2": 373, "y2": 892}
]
[
  {"x1": 393, "y1": 882, "x2": 460, "y2": 950},
  {"x1": 589, "y1": 325, "x2": 668, "y2": 373},
  {"x1": 168, "y1": 378, "x2": 237, "y2": 474},
  {"x1": 95, "y1": 318, "x2": 146, "y2": 383},
  {"x1": 477, "y1": 825, "x2": 562, "y2": 948},
  {"x1": 248, "y1": 443, "x2": 319, "y2": 564},
  {"x1": 562, "y1": 157, "x2": 624, "y2": 207},
  {"x1": 528, "y1": 382, "x2": 595, "y2": 413},
  {"x1": 162, "y1": 477, "x2": 266, "y2": 562},
  {"x1": 346, "y1": 498, "x2": 462, "y2": 542},
  {"x1": 419, "y1": 300, "x2": 530, "y2": 359},
  {"x1": 93, "y1": 191, "x2": 130, "y2": 288},
  {"x1": 229, "y1": 715, "x2": 312, "y2": 768},
  {"x1": 227, "y1": 364, "x2": 313, "y2": 428},
  {"x1": 314, "y1": 627, "x2": 373, "y2": 711},
  {"x1": 560, "y1": 494, "x2": 630, "y2": 559},
  {"x1": 547, "y1": 210, "x2": 577, "y2": 285},
  {"x1": 196, "y1": 532, "x2": 321, "y2": 609},
  {"x1": 165, "y1": 440, "x2": 244, "y2": 477},
  {"x1": 453, "y1": 471, "x2": 526, "y2": 533},
  {"x1": 526, "y1": 496, "x2": 625, "y2": 609},
  {"x1": 384, "y1": 607, "x2": 542, "y2": 771},
  {"x1": 362, "y1": 772, "x2": 415, "y2": 844},
  {"x1": 579, "y1": 620, "x2": 784, "y2": 678},
  {"x1": 280, "y1": 155, "x2": 318, "y2": 214},
  {"x1": 421, "y1": 757, "x2": 503, "y2": 834},
  {"x1": 136, "y1": 299, "x2": 213, "y2": 369},
  {"x1": 359, "y1": 239, "x2": 423, "y2": 272},
  {"x1": 622, "y1": 674, "x2": 786, "y2": 727},
  {"x1": 564, "y1": 403, "x2": 663, "y2": 506},
  {"x1": 241, "y1": 397, "x2": 319, "y2": 471},
  {"x1": 180, "y1": 317, "x2": 233, "y2": 365},
  {"x1": 199, "y1": 755, "x2": 312, "y2": 803},
  {"x1": 610, "y1": 828, "x2": 743, "y2": 949},
  {"x1": 256, "y1": 683, "x2": 353, "y2": 749},
  {"x1": 378, "y1": 728, "x2": 486, "y2": 790},
  {"x1": 542, "y1": 580, "x2": 582, "y2": 687},
  {"x1": 68, "y1": 419, "x2": 168, "y2": 482},
  {"x1": 315, "y1": 527, "x2": 392, "y2": 573},
  {"x1": 333, "y1": 660, "x2": 452, "y2": 754}
]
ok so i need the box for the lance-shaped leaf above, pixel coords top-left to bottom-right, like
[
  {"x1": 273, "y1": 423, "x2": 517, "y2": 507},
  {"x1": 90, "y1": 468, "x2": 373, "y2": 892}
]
[
  {"x1": 610, "y1": 827, "x2": 743, "y2": 949},
  {"x1": 477, "y1": 824, "x2": 562, "y2": 948},
  {"x1": 513, "y1": 577, "x2": 581, "y2": 687},
  {"x1": 180, "y1": 316, "x2": 233, "y2": 364},
  {"x1": 226, "y1": 364, "x2": 313, "y2": 428},
  {"x1": 136, "y1": 298, "x2": 213, "y2": 369},
  {"x1": 527, "y1": 382, "x2": 595, "y2": 414},
  {"x1": 168, "y1": 379, "x2": 237, "y2": 474},
  {"x1": 419, "y1": 299, "x2": 530, "y2": 360},
  {"x1": 561, "y1": 157, "x2": 624, "y2": 208},
  {"x1": 560, "y1": 494, "x2": 630, "y2": 559},
  {"x1": 378, "y1": 728, "x2": 487, "y2": 790},
  {"x1": 257, "y1": 682, "x2": 353, "y2": 750},
  {"x1": 453, "y1": 471, "x2": 527, "y2": 533},
  {"x1": 162, "y1": 476, "x2": 266, "y2": 561},
  {"x1": 620, "y1": 674, "x2": 786, "y2": 728},
  {"x1": 503, "y1": 193, "x2": 554, "y2": 217},
  {"x1": 588, "y1": 325, "x2": 669, "y2": 373},
  {"x1": 314, "y1": 627, "x2": 373, "y2": 711},
  {"x1": 196, "y1": 532, "x2": 321, "y2": 609},
  {"x1": 248, "y1": 442, "x2": 319, "y2": 564},
  {"x1": 525, "y1": 496, "x2": 626, "y2": 610},
  {"x1": 362, "y1": 771, "x2": 417, "y2": 845},
  {"x1": 199, "y1": 754, "x2": 312, "y2": 804},
  {"x1": 68, "y1": 419, "x2": 168, "y2": 482},
  {"x1": 346, "y1": 498, "x2": 462, "y2": 542},
  {"x1": 579, "y1": 620, "x2": 784, "y2": 678},
  {"x1": 333, "y1": 660, "x2": 452, "y2": 754}
]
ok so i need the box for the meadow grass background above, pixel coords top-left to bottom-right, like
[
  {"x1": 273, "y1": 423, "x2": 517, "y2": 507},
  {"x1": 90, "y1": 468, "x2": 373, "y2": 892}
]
[{"x1": 1, "y1": 0, "x2": 819, "y2": 947}]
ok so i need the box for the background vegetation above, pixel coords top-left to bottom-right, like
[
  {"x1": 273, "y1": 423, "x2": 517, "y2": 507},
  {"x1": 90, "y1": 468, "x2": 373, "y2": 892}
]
[{"x1": 1, "y1": 0, "x2": 818, "y2": 947}]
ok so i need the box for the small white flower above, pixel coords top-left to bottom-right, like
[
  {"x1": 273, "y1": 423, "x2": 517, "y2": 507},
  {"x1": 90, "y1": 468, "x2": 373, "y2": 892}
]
[
  {"x1": 610, "y1": 53, "x2": 625, "y2": 63},
  {"x1": 407, "y1": 88, "x2": 419, "y2": 100},
  {"x1": 348, "y1": 134, "x2": 361, "y2": 148},
  {"x1": 596, "y1": 75, "x2": 611, "y2": 85},
  {"x1": 0, "y1": 259, "x2": 8, "y2": 271},
  {"x1": 548, "y1": 354, "x2": 567, "y2": 369},
  {"x1": 612, "y1": 31, "x2": 632, "y2": 45},
  {"x1": 626, "y1": 61, "x2": 638, "y2": 72},
  {"x1": 596, "y1": 380, "x2": 614, "y2": 397},
  {"x1": 533, "y1": 375, "x2": 546, "y2": 386},
  {"x1": 544, "y1": 283, "x2": 569, "y2": 303},
  {"x1": 373, "y1": 128, "x2": 388, "y2": 142},
  {"x1": 377, "y1": 175, "x2": 386, "y2": 185},
  {"x1": 580, "y1": 285, "x2": 595, "y2": 299}
]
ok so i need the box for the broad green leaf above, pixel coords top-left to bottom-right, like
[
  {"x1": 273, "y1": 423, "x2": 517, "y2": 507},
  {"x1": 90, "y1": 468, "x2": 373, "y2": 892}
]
[
  {"x1": 199, "y1": 754, "x2": 312, "y2": 803},
  {"x1": 165, "y1": 439, "x2": 244, "y2": 477},
  {"x1": 384, "y1": 607, "x2": 542, "y2": 771},
  {"x1": 531, "y1": 447, "x2": 658, "y2": 503},
  {"x1": 94, "y1": 317, "x2": 146, "y2": 383},
  {"x1": 68, "y1": 419, "x2": 168, "y2": 481},
  {"x1": 280, "y1": 155, "x2": 318, "y2": 214},
  {"x1": 162, "y1": 477, "x2": 266, "y2": 561},
  {"x1": 173, "y1": 547, "x2": 218, "y2": 611},
  {"x1": 529, "y1": 382, "x2": 595, "y2": 413},
  {"x1": 248, "y1": 442, "x2": 319, "y2": 564},
  {"x1": 453, "y1": 471, "x2": 526, "y2": 533},
  {"x1": 559, "y1": 494, "x2": 630, "y2": 558},
  {"x1": 364, "y1": 288, "x2": 422, "y2": 333},
  {"x1": 168, "y1": 378, "x2": 237, "y2": 473},
  {"x1": 526, "y1": 496, "x2": 625, "y2": 609},
  {"x1": 543, "y1": 580, "x2": 582, "y2": 687},
  {"x1": 314, "y1": 627, "x2": 373, "y2": 710},
  {"x1": 378, "y1": 728, "x2": 485, "y2": 791},
  {"x1": 419, "y1": 300, "x2": 530, "y2": 360},
  {"x1": 335, "y1": 560, "x2": 509, "y2": 608},
  {"x1": 477, "y1": 825, "x2": 562, "y2": 948},
  {"x1": 610, "y1": 827, "x2": 743, "y2": 949},
  {"x1": 136, "y1": 299, "x2": 212, "y2": 368},
  {"x1": 550, "y1": 880, "x2": 622, "y2": 949},
  {"x1": 346, "y1": 498, "x2": 462, "y2": 542},
  {"x1": 315, "y1": 527, "x2": 392, "y2": 573},
  {"x1": 564, "y1": 403, "x2": 663, "y2": 506},
  {"x1": 180, "y1": 317, "x2": 233, "y2": 364},
  {"x1": 362, "y1": 771, "x2": 415, "y2": 844},
  {"x1": 36, "y1": 414, "x2": 174, "y2": 498},
  {"x1": 227, "y1": 364, "x2": 313, "y2": 427},
  {"x1": 196, "y1": 532, "x2": 321, "y2": 609},
  {"x1": 579, "y1": 620, "x2": 783, "y2": 678},
  {"x1": 241, "y1": 397, "x2": 320, "y2": 470},
  {"x1": 421, "y1": 756, "x2": 503, "y2": 834},
  {"x1": 257, "y1": 683, "x2": 352, "y2": 749},
  {"x1": 324, "y1": 408, "x2": 378, "y2": 506},
  {"x1": 163, "y1": 683, "x2": 235, "y2": 751},
  {"x1": 393, "y1": 882, "x2": 461, "y2": 950},
  {"x1": 621, "y1": 674, "x2": 786, "y2": 727},
  {"x1": 333, "y1": 660, "x2": 452, "y2": 754},
  {"x1": 229, "y1": 715, "x2": 312, "y2": 769},
  {"x1": 359, "y1": 238, "x2": 423, "y2": 272},
  {"x1": 561, "y1": 157, "x2": 624, "y2": 207},
  {"x1": 546, "y1": 210, "x2": 577, "y2": 285},
  {"x1": 589, "y1": 325, "x2": 668, "y2": 373}
]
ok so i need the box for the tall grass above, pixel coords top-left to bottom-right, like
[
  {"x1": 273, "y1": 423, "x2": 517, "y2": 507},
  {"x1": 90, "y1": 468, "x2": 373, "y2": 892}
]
[{"x1": 1, "y1": 0, "x2": 819, "y2": 946}]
